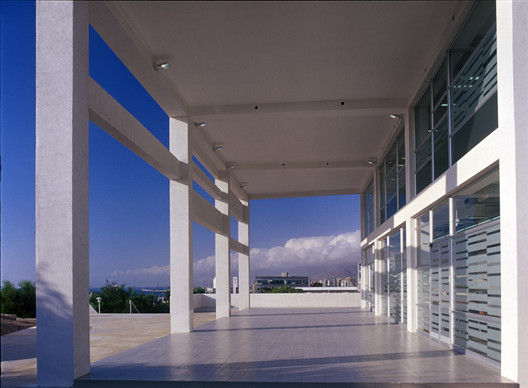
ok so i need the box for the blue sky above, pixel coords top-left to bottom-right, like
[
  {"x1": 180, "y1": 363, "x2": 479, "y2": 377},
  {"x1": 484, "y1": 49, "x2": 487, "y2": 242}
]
[{"x1": 1, "y1": 1, "x2": 360, "y2": 288}]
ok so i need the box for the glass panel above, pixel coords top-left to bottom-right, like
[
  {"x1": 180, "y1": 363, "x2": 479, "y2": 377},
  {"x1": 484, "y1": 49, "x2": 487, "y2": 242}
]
[
  {"x1": 454, "y1": 170, "x2": 499, "y2": 232},
  {"x1": 385, "y1": 143, "x2": 397, "y2": 171},
  {"x1": 416, "y1": 161, "x2": 432, "y2": 194},
  {"x1": 386, "y1": 197, "x2": 397, "y2": 220},
  {"x1": 389, "y1": 254, "x2": 402, "y2": 322},
  {"x1": 417, "y1": 213, "x2": 431, "y2": 267},
  {"x1": 379, "y1": 164, "x2": 386, "y2": 207},
  {"x1": 450, "y1": 1, "x2": 496, "y2": 81},
  {"x1": 433, "y1": 59, "x2": 447, "y2": 106},
  {"x1": 397, "y1": 131, "x2": 405, "y2": 169},
  {"x1": 386, "y1": 167, "x2": 397, "y2": 203},
  {"x1": 433, "y1": 202, "x2": 450, "y2": 240},
  {"x1": 454, "y1": 314, "x2": 501, "y2": 362},
  {"x1": 434, "y1": 118, "x2": 449, "y2": 179},
  {"x1": 453, "y1": 222, "x2": 501, "y2": 317},
  {"x1": 389, "y1": 230, "x2": 401, "y2": 257},
  {"x1": 363, "y1": 178, "x2": 375, "y2": 238},
  {"x1": 433, "y1": 96, "x2": 448, "y2": 126},
  {"x1": 415, "y1": 136, "x2": 432, "y2": 171},
  {"x1": 452, "y1": 93, "x2": 498, "y2": 164},
  {"x1": 415, "y1": 86, "x2": 432, "y2": 148},
  {"x1": 398, "y1": 169, "x2": 406, "y2": 209}
]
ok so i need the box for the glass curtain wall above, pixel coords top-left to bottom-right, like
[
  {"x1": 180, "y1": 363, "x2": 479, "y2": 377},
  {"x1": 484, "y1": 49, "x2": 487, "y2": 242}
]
[
  {"x1": 414, "y1": 1, "x2": 497, "y2": 194},
  {"x1": 362, "y1": 245, "x2": 376, "y2": 311},
  {"x1": 415, "y1": 170, "x2": 500, "y2": 363},
  {"x1": 379, "y1": 128, "x2": 406, "y2": 224},
  {"x1": 362, "y1": 178, "x2": 375, "y2": 238}
]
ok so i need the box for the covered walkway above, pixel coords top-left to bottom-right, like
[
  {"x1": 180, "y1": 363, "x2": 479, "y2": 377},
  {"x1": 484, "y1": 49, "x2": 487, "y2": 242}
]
[{"x1": 77, "y1": 308, "x2": 516, "y2": 387}]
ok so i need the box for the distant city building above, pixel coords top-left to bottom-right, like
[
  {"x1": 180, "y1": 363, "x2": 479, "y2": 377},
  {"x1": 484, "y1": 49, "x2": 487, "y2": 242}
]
[{"x1": 253, "y1": 274, "x2": 310, "y2": 293}]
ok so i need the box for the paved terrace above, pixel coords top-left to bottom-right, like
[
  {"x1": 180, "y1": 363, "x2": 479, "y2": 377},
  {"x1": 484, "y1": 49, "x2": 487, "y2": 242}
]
[{"x1": 72, "y1": 308, "x2": 516, "y2": 388}]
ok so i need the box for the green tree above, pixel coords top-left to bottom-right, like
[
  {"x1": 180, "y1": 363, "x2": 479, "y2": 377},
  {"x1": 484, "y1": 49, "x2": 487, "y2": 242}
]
[
  {"x1": 270, "y1": 286, "x2": 304, "y2": 293},
  {"x1": 311, "y1": 282, "x2": 323, "y2": 287},
  {"x1": 0, "y1": 280, "x2": 36, "y2": 318},
  {"x1": 0, "y1": 281, "x2": 20, "y2": 315},
  {"x1": 193, "y1": 287, "x2": 206, "y2": 294},
  {"x1": 17, "y1": 281, "x2": 36, "y2": 318},
  {"x1": 89, "y1": 281, "x2": 132, "y2": 313}
]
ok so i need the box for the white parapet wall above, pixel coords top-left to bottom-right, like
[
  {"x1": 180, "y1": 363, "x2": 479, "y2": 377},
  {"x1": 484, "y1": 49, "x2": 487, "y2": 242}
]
[{"x1": 193, "y1": 293, "x2": 361, "y2": 309}]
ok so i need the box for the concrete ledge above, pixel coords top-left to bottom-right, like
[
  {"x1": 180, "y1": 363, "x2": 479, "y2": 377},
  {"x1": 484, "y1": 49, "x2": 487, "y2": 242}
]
[{"x1": 193, "y1": 292, "x2": 361, "y2": 309}]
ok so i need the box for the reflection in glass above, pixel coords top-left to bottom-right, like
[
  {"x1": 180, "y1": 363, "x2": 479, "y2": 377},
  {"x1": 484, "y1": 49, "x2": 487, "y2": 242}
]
[
  {"x1": 417, "y1": 213, "x2": 431, "y2": 267},
  {"x1": 454, "y1": 170, "x2": 499, "y2": 232}
]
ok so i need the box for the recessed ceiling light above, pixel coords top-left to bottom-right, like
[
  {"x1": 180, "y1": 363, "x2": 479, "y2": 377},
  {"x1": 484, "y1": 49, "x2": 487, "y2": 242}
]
[
  {"x1": 228, "y1": 164, "x2": 236, "y2": 170},
  {"x1": 240, "y1": 184, "x2": 248, "y2": 189},
  {"x1": 213, "y1": 145, "x2": 224, "y2": 152},
  {"x1": 194, "y1": 122, "x2": 207, "y2": 128},
  {"x1": 367, "y1": 159, "x2": 377, "y2": 165},
  {"x1": 389, "y1": 114, "x2": 403, "y2": 119},
  {"x1": 153, "y1": 62, "x2": 170, "y2": 71}
]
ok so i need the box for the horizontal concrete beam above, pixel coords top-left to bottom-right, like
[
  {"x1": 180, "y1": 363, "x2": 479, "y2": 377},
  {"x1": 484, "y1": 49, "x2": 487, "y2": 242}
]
[
  {"x1": 186, "y1": 98, "x2": 407, "y2": 119},
  {"x1": 89, "y1": 79, "x2": 183, "y2": 180},
  {"x1": 229, "y1": 238, "x2": 249, "y2": 255},
  {"x1": 191, "y1": 124, "x2": 225, "y2": 178},
  {"x1": 192, "y1": 191, "x2": 228, "y2": 236},
  {"x1": 89, "y1": 2, "x2": 188, "y2": 117},
  {"x1": 192, "y1": 162, "x2": 227, "y2": 202},
  {"x1": 229, "y1": 192, "x2": 249, "y2": 223}
]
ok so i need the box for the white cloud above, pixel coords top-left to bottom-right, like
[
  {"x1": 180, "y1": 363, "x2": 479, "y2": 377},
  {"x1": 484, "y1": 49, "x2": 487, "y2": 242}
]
[{"x1": 106, "y1": 230, "x2": 361, "y2": 287}]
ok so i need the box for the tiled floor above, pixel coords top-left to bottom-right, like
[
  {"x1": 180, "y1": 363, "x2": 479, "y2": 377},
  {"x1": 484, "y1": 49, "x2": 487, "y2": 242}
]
[{"x1": 77, "y1": 308, "x2": 517, "y2": 387}]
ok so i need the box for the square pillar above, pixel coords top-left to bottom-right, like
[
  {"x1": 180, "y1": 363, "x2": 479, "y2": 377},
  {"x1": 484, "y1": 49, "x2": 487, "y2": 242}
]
[
  {"x1": 169, "y1": 118, "x2": 194, "y2": 332},
  {"x1": 35, "y1": 1, "x2": 90, "y2": 385},
  {"x1": 405, "y1": 217, "x2": 417, "y2": 332},
  {"x1": 215, "y1": 178, "x2": 231, "y2": 319},
  {"x1": 238, "y1": 200, "x2": 250, "y2": 310},
  {"x1": 497, "y1": 0, "x2": 528, "y2": 384}
]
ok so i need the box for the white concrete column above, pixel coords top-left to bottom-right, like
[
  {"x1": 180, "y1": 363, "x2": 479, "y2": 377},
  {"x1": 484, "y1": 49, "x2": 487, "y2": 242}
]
[
  {"x1": 169, "y1": 118, "x2": 194, "y2": 333},
  {"x1": 35, "y1": 1, "x2": 90, "y2": 385},
  {"x1": 215, "y1": 179, "x2": 231, "y2": 318},
  {"x1": 238, "y1": 200, "x2": 250, "y2": 310},
  {"x1": 406, "y1": 217, "x2": 417, "y2": 332},
  {"x1": 497, "y1": 0, "x2": 528, "y2": 384}
]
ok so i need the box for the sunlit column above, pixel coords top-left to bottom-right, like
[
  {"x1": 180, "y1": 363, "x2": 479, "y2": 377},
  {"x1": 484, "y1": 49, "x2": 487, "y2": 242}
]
[
  {"x1": 35, "y1": 1, "x2": 90, "y2": 385},
  {"x1": 169, "y1": 118, "x2": 194, "y2": 332},
  {"x1": 497, "y1": 0, "x2": 528, "y2": 384},
  {"x1": 405, "y1": 217, "x2": 417, "y2": 332},
  {"x1": 215, "y1": 178, "x2": 231, "y2": 318},
  {"x1": 238, "y1": 200, "x2": 250, "y2": 310}
]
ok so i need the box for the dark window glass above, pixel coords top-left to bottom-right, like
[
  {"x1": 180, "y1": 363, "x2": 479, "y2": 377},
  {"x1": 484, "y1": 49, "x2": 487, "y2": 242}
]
[
  {"x1": 416, "y1": 161, "x2": 432, "y2": 194},
  {"x1": 397, "y1": 133, "x2": 405, "y2": 168},
  {"x1": 379, "y1": 164, "x2": 386, "y2": 207},
  {"x1": 433, "y1": 60, "x2": 447, "y2": 106},
  {"x1": 415, "y1": 86, "x2": 431, "y2": 148},
  {"x1": 386, "y1": 144, "x2": 397, "y2": 171},
  {"x1": 386, "y1": 197, "x2": 398, "y2": 220},
  {"x1": 452, "y1": 92, "x2": 497, "y2": 164},
  {"x1": 454, "y1": 170, "x2": 499, "y2": 232},
  {"x1": 379, "y1": 208, "x2": 386, "y2": 225},
  {"x1": 433, "y1": 202, "x2": 450, "y2": 240},
  {"x1": 417, "y1": 213, "x2": 431, "y2": 267},
  {"x1": 433, "y1": 96, "x2": 448, "y2": 126},
  {"x1": 450, "y1": 1, "x2": 496, "y2": 80},
  {"x1": 398, "y1": 169, "x2": 406, "y2": 208},
  {"x1": 415, "y1": 137, "x2": 432, "y2": 171},
  {"x1": 434, "y1": 118, "x2": 449, "y2": 179},
  {"x1": 386, "y1": 167, "x2": 397, "y2": 203}
]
